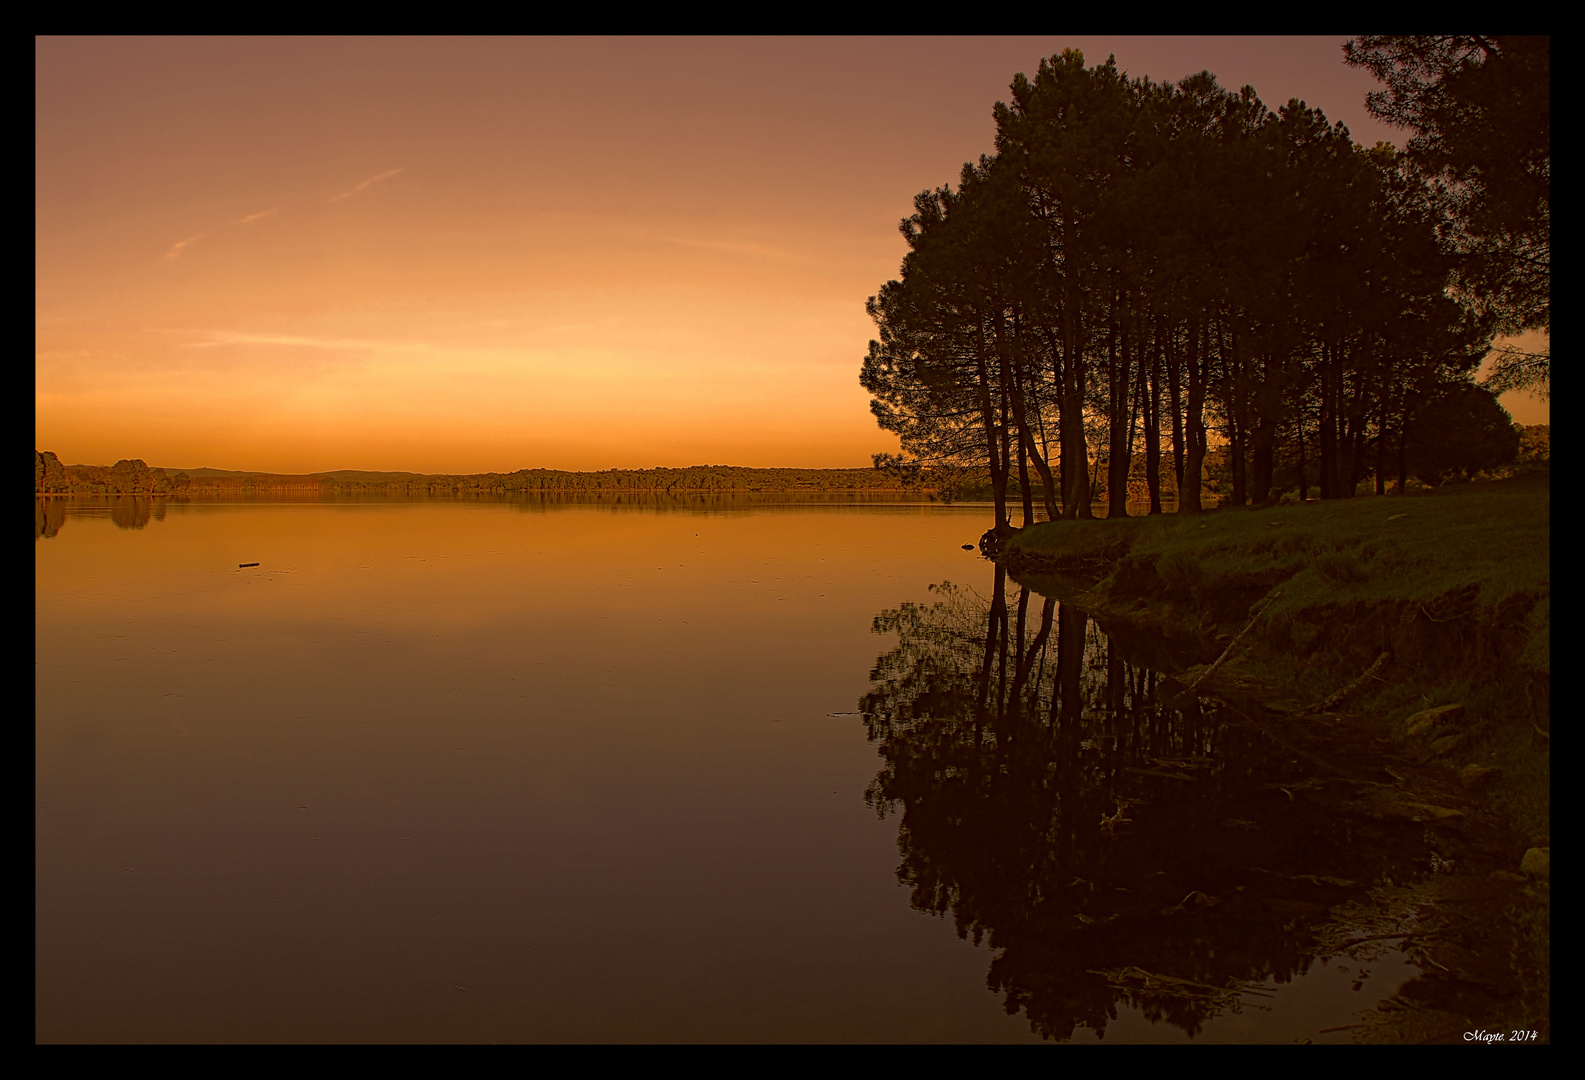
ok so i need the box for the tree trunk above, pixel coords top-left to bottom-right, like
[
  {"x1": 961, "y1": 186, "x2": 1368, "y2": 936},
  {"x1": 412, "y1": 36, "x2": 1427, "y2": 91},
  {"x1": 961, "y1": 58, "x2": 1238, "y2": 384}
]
[
  {"x1": 1060, "y1": 262, "x2": 1092, "y2": 520},
  {"x1": 992, "y1": 311, "x2": 1034, "y2": 529},
  {"x1": 1107, "y1": 294, "x2": 1132, "y2": 519},
  {"x1": 1179, "y1": 309, "x2": 1208, "y2": 516},
  {"x1": 1227, "y1": 325, "x2": 1246, "y2": 507},
  {"x1": 1317, "y1": 339, "x2": 1335, "y2": 499},
  {"x1": 1166, "y1": 320, "x2": 1186, "y2": 504},
  {"x1": 1125, "y1": 324, "x2": 1144, "y2": 513},
  {"x1": 1297, "y1": 404, "x2": 1309, "y2": 502},
  {"x1": 1002, "y1": 310, "x2": 1059, "y2": 523},
  {"x1": 1375, "y1": 407, "x2": 1388, "y2": 495},
  {"x1": 1248, "y1": 349, "x2": 1280, "y2": 505},
  {"x1": 1251, "y1": 413, "x2": 1274, "y2": 504},
  {"x1": 973, "y1": 331, "x2": 1008, "y2": 528},
  {"x1": 1344, "y1": 342, "x2": 1373, "y2": 496},
  {"x1": 999, "y1": 384, "x2": 1013, "y2": 525},
  {"x1": 1145, "y1": 317, "x2": 1163, "y2": 514},
  {"x1": 1397, "y1": 397, "x2": 1410, "y2": 495},
  {"x1": 1017, "y1": 429, "x2": 1033, "y2": 527}
]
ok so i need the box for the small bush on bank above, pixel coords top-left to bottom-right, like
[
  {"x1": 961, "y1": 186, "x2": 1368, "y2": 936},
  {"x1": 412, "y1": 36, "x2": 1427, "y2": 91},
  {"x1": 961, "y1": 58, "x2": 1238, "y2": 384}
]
[
  {"x1": 1315, "y1": 550, "x2": 1370, "y2": 585},
  {"x1": 1156, "y1": 549, "x2": 1201, "y2": 590}
]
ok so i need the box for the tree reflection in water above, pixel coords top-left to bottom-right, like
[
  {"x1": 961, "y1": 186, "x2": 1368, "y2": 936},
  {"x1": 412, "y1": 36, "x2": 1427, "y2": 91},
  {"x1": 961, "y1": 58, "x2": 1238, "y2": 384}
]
[
  {"x1": 860, "y1": 565, "x2": 1412, "y2": 1041},
  {"x1": 35, "y1": 497, "x2": 67, "y2": 539},
  {"x1": 35, "y1": 496, "x2": 168, "y2": 539}
]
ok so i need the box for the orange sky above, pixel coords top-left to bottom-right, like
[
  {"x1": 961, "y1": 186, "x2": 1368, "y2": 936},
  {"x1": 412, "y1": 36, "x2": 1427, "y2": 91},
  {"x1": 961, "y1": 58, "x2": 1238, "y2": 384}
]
[{"x1": 35, "y1": 36, "x2": 1547, "y2": 474}]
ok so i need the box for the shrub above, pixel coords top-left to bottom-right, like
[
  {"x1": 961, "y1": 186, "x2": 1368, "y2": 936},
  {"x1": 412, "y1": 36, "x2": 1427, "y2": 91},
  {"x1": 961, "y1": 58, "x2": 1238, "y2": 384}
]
[
  {"x1": 1157, "y1": 550, "x2": 1202, "y2": 590},
  {"x1": 1406, "y1": 382, "x2": 1521, "y2": 483},
  {"x1": 1315, "y1": 551, "x2": 1369, "y2": 584}
]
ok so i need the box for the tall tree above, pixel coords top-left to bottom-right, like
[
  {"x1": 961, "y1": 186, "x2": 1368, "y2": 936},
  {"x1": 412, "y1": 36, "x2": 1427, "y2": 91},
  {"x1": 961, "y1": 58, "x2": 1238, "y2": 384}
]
[
  {"x1": 863, "y1": 165, "x2": 1036, "y2": 530},
  {"x1": 863, "y1": 47, "x2": 1511, "y2": 522},
  {"x1": 994, "y1": 50, "x2": 1141, "y2": 519},
  {"x1": 1344, "y1": 36, "x2": 1549, "y2": 395}
]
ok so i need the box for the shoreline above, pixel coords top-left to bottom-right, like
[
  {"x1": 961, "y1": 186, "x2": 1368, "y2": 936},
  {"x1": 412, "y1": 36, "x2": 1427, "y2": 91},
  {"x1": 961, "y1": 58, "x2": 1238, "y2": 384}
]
[{"x1": 993, "y1": 474, "x2": 1549, "y2": 1039}]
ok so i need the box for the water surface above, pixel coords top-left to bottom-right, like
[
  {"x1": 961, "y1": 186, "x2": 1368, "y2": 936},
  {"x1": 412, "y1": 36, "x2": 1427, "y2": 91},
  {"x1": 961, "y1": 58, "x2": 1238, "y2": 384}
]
[{"x1": 36, "y1": 496, "x2": 1418, "y2": 1042}]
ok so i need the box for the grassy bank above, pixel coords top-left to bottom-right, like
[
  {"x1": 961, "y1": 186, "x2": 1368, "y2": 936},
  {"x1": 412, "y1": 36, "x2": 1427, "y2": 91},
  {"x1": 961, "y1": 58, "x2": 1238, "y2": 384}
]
[
  {"x1": 1001, "y1": 474, "x2": 1549, "y2": 839},
  {"x1": 1002, "y1": 474, "x2": 1549, "y2": 1030}
]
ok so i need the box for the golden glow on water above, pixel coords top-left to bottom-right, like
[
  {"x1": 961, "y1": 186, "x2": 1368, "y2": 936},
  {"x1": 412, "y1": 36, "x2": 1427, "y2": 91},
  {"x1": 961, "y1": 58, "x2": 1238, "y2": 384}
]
[
  {"x1": 37, "y1": 499, "x2": 1037, "y2": 1043},
  {"x1": 36, "y1": 497, "x2": 1432, "y2": 1043}
]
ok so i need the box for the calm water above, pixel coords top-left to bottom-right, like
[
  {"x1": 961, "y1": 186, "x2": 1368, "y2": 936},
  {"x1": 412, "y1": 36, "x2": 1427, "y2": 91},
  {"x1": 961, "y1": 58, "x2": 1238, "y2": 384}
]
[{"x1": 36, "y1": 496, "x2": 1417, "y2": 1043}]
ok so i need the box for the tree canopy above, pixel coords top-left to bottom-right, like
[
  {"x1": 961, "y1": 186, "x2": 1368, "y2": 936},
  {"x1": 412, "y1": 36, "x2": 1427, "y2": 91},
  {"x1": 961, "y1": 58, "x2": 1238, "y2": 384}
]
[
  {"x1": 863, "y1": 50, "x2": 1508, "y2": 525},
  {"x1": 1406, "y1": 382, "x2": 1520, "y2": 483},
  {"x1": 1343, "y1": 36, "x2": 1549, "y2": 397}
]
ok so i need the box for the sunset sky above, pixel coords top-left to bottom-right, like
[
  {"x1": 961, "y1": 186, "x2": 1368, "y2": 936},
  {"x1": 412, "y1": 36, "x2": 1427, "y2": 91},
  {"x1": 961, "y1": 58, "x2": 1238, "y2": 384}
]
[{"x1": 36, "y1": 36, "x2": 1548, "y2": 474}]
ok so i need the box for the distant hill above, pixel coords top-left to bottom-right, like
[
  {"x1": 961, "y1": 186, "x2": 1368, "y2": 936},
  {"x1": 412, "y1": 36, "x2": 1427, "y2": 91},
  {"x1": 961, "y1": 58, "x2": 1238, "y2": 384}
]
[
  {"x1": 154, "y1": 467, "x2": 425, "y2": 481},
  {"x1": 151, "y1": 466, "x2": 264, "y2": 478},
  {"x1": 310, "y1": 469, "x2": 426, "y2": 481},
  {"x1": 39, "y1": 453, "x2": 942, "y2": 495}
]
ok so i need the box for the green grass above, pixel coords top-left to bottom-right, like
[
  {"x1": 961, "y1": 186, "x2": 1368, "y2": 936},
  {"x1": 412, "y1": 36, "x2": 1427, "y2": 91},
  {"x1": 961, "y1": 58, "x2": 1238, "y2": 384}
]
[
  {"x1": 1004, "y1": 474, "x2": 1550, "y2": 839},
  {"x1": 1008, "y1": 474, "x2": 1548, "y2": 669}
]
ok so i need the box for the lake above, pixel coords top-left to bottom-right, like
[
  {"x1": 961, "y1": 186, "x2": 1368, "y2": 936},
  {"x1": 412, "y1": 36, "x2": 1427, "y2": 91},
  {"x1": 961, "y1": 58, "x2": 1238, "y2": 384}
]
[{"x1": 36, "y1": 495, "x2": 1420, "y2": 1043}]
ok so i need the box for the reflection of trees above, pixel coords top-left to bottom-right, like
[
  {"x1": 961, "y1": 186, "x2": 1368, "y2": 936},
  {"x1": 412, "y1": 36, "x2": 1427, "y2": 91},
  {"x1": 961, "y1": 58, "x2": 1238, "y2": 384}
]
[
  {"x1": 34, "y1": 496, "x2": 170, "y2": 539},
  {"x1": 861, "y1": 567, "x2": 1410, "y2": 1041},
  {"x1": 502, "y1": 491, "x2": 932, "y2": 514},
  {"x1": 110, "y1": 496, "x2": 160, "y2": 530},
  {"x1": 36, "y1": 498, "x2": 66, "y2": 540}
]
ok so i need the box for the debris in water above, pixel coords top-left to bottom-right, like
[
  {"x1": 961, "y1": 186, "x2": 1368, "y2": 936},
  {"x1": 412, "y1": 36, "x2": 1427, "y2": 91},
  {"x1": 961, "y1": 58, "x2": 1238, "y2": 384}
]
[{"x1": 1100, "y1": 806, "x2": 1133, "y2": 836}]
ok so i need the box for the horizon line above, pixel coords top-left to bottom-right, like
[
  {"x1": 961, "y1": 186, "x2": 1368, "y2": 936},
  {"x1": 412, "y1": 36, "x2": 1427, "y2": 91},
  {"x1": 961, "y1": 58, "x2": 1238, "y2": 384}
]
[{"x1": 38, "y1": 454, "x2": 895, "y2": 477}]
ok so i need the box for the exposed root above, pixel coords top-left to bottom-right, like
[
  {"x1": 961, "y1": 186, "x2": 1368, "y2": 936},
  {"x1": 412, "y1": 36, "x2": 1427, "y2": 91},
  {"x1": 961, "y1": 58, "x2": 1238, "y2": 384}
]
[
  {"x1": 1310, "y1": 649, "x2": 1393, "y2": 713},
  {"x1": 1186, "y1": 590, "x2": 1280, "y2": 695}
]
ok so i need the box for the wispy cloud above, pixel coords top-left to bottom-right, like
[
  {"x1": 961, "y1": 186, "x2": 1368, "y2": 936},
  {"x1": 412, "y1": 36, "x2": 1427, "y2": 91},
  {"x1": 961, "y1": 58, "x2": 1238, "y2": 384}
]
[
  {"x1": 181, "y1": 331, "x2": 425, "y2": 352},
  {"x1": 162, "y1": 234, "x2": 204, "y2": 260},
  {"x1": 237, "y1": 207, "x2": 280, "y2": 224},
  {"x1": 663, "y1": 236, "x2": 818, "y2": 266},
  {"x1": 184, "y1": 332, "x2": 379, "y2": 350},
  {"x1": 328, "y1": 168, "x2": 405, "y2": 203}
]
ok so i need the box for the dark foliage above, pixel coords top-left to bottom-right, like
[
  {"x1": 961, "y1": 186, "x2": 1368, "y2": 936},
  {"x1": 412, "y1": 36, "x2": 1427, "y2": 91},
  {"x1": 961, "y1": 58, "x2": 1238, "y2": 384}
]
[
  {"x1": 862, "y1": 49, "x2": 1507, "y2": 522},
  {"x1": 1406, "y1": 382, "x2": 1521, "y2": 483}
]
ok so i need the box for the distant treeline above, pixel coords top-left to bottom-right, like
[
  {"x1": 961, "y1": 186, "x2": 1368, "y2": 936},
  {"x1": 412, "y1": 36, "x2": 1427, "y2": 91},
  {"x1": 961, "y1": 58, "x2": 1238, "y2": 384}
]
[
  {"x1": 35, "y1": 434, "x2": 1546, "y2": 501},
  {"x1": 35, "y1": 453, "x2": 951, "y2": 497},
  {"x1": 35, "y1": 453, "x2": 188, "y2": 495}
]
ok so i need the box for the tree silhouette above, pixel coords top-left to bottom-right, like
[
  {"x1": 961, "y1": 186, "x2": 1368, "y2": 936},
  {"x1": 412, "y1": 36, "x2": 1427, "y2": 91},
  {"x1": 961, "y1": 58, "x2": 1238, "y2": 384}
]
[
  {"x1": 1406, "y1": 381, "x2": 1521, "y2": 483},
  {"x1": 862, "y1": 49, "x2": 1515, "y2": 519},
  {"x1": 1344, "y1": 36, "x2": 1549, "y2": 393}
]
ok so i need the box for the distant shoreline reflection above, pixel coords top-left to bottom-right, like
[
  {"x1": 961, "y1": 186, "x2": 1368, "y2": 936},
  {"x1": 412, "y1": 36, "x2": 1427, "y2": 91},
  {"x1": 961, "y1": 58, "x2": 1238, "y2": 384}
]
[
  {"x1": 34, "y1": 492, "x2": 1197, "y2": 542},
  {"x1": 34, "y1": 491, "x2": 986, "y2": 541},
  {"x1": 36, "y1": 495, "x2": 168, "y2": 537},
  {"x1": 859, "y1": 565, "x2": 1419, "y2": 1042}
]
